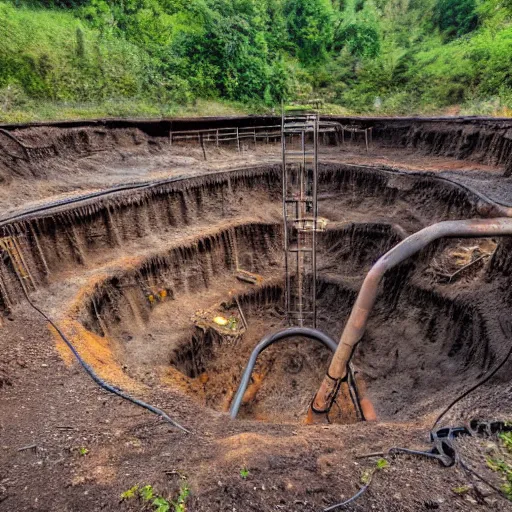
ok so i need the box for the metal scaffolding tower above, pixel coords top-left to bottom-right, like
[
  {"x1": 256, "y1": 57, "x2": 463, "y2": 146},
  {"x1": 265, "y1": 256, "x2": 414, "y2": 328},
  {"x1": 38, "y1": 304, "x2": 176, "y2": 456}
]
[{"x1": 281, "y1": 109, "x2": 319, "y2": 327}]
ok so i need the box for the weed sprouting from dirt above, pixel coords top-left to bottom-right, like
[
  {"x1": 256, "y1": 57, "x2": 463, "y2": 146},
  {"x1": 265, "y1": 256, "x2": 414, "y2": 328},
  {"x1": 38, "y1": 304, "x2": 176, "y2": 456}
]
[
  {"x1": 486, "y1": 431, "x2": 512, "y2": 500},
  {"x1": 171, "y1": 483, "x2": 190, "y2": 512},
  {"x1": 120, "y1": 485, "x2": 139, "y2": 500},
  {"x1": 500, "y1": 432, "x2": 512, "y2": 452},
  {"x1": 452, "y1": 485, "x2": 471, "y2": 495},
  {"x1": 361, "y1": 458, "x2": 388, "y2": 485},
  {"x1": 140, "y1": 485, "x2": 155, "y2": 502},
  {"x1": 375, "y1": 458, "x2": 389, "y2": 470},
  {"x1": 120, "y1": 483, "x2": 190, "y2": 511},
  {"x1": 240, "y1": 467, "x2": 250, "y2": 479}
]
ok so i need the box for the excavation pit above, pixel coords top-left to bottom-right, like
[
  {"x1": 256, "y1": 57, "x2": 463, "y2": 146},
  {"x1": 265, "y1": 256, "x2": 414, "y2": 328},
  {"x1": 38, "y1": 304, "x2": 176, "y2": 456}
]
[
  {"x1": 72, "y1": 214, "x2": 510, "y2": 425},
  {"x1": 1, "y1": 154, "x2": 509, "y2": 425},
  {"x1": 2, "y1": 117, "x2": 512, "y2": 511}
]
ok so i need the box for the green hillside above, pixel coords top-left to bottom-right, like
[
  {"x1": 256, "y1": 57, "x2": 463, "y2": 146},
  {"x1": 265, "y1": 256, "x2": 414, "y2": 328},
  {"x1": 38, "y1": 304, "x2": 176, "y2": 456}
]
[{"x1": 1, "y1": 0, "x2": 511, "y2": 121}]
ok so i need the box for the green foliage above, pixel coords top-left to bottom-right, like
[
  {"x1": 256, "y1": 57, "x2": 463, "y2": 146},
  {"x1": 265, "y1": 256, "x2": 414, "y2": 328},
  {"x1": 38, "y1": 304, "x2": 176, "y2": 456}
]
[
  {"x1": 153, "y1": 496, "x2": 171, "y2": 512},
  {"x1": 284, "y1": 0, "x2": 334, "y2": 64},
  {"x1": 452, "y1": 485, "x2": 471, "y2": 494},
  {"x1": 434, "y1": 0, "x2": 479, "y2": 39},
  {"x1": 2, "y1": 0, "x2": 512, "y2": 119},
  {"x1": 120, "y1": 485, "x2": 139, "y2": 500},
  {"x1": 486, "y1": 431, "x2": 512, "y2": 501},
  {"x1": 140, "y1": 485, "x2": 155, "y2": 502},
  {"x1": 171, "y1": 483, "x2": 190, "y2": 512},
  {"x1": 501, "y1": 432, "x2": 512, "y2": 452},
  {"x1": 336, "y1": 23, "x2": 380, "y2": 57},
  {"x1": 0, "y1": 1, "x2": 155, "y2": 104},
  {"x1": 375, "y1": 458, "x2": 388, "y2": 470},
  {"x1": 487, "y1": 457, "x2": 512, "y2": 499},
  {"x1": 240, "y1": 467, "x2": 250, "y2": 479},
  {"x1": 120, "y1": 483, "x2": 188, "y2": 511}
]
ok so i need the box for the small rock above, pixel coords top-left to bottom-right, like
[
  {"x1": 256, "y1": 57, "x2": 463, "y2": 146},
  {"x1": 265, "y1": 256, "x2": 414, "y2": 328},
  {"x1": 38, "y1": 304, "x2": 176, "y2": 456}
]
[
  {"x1": 484, "y1": 442, "x2": 498, "y2": 454},
  {"x1": 465, "y1": 495, "x2": 478, "y2": 505},
  {"x1": 475, "y1": 482, "x2": 493, "y2": 498}
]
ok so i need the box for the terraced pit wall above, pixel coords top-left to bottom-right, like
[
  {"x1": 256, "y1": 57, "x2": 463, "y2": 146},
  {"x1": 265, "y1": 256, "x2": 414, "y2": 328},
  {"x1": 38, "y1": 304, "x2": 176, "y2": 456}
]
[
  {"x1": 1, "y1": 116, "x2": 511, "y2": 178},
  {"x1": 0, "y1": 162, "x2": 494, "y2": 316}
]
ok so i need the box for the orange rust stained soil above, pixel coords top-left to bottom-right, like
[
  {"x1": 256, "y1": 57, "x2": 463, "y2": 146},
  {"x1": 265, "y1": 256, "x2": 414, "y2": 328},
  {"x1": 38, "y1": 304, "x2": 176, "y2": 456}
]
[{"x1": 50, "y1": 320, "x2": 141, "y2": 392}]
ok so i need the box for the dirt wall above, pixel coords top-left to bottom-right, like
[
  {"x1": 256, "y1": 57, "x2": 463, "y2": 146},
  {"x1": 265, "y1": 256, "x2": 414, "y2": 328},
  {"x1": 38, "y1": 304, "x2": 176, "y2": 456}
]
[{"x1": 0, "y1": 163, "x2": 501, "y2": 317}]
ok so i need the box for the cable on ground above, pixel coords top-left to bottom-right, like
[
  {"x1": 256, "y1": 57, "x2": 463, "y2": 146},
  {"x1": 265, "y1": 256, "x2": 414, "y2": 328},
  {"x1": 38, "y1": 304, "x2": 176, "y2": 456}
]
[{"x1": 21, "y1": 287, "x2": 190, "y2": 433}]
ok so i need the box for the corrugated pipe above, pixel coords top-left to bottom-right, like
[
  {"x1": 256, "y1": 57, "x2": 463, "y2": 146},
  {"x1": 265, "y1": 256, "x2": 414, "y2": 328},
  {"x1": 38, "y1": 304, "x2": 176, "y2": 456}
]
[{"x1": 308, "y1": 218, "x2": 512, "y2": 422}]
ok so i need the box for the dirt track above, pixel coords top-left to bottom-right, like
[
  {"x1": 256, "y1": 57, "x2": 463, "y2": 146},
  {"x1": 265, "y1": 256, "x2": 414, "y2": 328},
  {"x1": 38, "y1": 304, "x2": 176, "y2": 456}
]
[{"x1": 1, "y1": 118, "x2": 512, "y2": 511}]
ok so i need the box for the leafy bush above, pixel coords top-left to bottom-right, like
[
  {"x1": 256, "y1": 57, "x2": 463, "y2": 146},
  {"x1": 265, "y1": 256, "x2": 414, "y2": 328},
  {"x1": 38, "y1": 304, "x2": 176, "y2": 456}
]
[
  {"x1": 284, "y1": 0, "x2": 334, "y2": 64},
  {"x1": 335, "y1": 23, "x2": 380, "y2": 58},
  {"x1": 435, "y1": 0, "x2": 479, "y2": 39}
]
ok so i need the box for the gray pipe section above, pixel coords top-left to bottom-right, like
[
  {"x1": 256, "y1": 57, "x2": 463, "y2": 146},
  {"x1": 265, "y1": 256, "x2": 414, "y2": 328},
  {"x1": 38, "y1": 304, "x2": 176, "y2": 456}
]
[
  {"x1": 230, "y1": 327, "x2": 338, "y2": 419},
  {"x1": 311, "y1": 218, "x2": 512, "y2": 414}
]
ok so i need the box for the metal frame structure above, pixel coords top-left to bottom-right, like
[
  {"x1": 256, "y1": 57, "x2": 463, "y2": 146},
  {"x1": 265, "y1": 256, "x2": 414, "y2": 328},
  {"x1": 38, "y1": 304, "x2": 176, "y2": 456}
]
[
  {"x1": 169, "y1": 122, "x2": 343, "y2": 151},
  {"x1": 340, "y1": 125, "x2": 373, "y2": 152},
  {"x1": 281, "y1": 108, "x2": 320, "y2": 327},
  {"x1": 170, "y1": 125, "x2": 282, "y2": 149}
]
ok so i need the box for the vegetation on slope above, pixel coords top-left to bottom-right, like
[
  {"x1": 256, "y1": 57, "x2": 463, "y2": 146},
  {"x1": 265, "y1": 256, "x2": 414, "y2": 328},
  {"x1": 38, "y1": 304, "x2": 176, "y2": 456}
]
[{"x1": 0, "y1": 0, "x2": 511, "y2": 121}]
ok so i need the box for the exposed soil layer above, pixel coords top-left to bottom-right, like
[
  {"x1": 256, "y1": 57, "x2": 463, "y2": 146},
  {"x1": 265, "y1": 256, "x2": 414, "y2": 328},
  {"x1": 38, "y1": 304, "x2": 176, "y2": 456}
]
[
  {"x1": 1, "y1": 117, "x2": 512, "y2": 512},
  {"x1": 1, "y1": 115, "x2": 512, "y2": 214}
]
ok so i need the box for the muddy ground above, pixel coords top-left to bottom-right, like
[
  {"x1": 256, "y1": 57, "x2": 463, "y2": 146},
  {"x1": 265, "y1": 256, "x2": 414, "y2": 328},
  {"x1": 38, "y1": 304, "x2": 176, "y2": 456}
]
[{"x1": 1, "y1": 119, "x2": 512, "y2": 512}]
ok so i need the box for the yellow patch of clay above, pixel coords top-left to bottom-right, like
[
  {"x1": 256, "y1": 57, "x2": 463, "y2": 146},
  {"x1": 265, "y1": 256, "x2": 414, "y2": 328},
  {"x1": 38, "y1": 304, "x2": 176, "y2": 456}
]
[{"x1": 160, "y1": 366, "x2": 205, "y2": 397}]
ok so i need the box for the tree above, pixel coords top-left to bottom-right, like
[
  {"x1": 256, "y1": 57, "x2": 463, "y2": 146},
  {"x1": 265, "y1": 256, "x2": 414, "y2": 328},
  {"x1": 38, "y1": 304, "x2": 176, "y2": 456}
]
[
  {"x1": 334, "y1": 23, "x2": 380, "y2": 57},
  {"x1": 284, "y1": 0, "x2": 334, "y2": 65},
  {"x1": 434, "y1": 0, "x2": 479, "y2": 39}
]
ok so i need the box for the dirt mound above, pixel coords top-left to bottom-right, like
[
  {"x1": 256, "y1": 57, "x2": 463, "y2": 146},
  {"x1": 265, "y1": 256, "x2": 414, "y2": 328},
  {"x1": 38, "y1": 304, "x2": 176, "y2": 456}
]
[{"x1": 0, "y1": 125, "x2": 165, "y2": 183}]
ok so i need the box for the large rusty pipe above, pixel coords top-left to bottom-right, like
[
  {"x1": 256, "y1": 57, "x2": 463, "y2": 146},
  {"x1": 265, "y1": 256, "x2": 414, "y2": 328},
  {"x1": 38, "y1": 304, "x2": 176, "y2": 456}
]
[{"x1": 309, "y1": 218, "x2": 512, "y2": 421}]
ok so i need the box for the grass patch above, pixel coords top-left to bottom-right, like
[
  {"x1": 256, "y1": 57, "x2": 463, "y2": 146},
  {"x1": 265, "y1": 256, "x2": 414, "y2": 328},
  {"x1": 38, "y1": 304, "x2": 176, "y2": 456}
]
[
  {"x1": 487, "y1": 431, "x2": 512, "y2": 500},
  {"x1": 0, "y1": 98, "x2": 255, "y2": 124},
  {"x1": 120, "y1": 482, "x2": 190, "y2": 512}
]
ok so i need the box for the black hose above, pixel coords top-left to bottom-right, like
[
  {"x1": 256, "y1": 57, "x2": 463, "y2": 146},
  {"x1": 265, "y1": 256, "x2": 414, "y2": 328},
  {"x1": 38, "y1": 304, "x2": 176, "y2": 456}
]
[
  {"x1": 431, "y1": 343, "x2": 512, "y2": 431},
  {"x1": 229, "y1": 327, "x2": 338, "y2": 419},
  {"x1": 0, "y1": 164, "x2": 273, "y2": 227},
  {"x1": 324, "y1": 472, "x2": 374, "y2": 511},
  {"x1": 388, "y1": 447, "x2": 445, "y2": 461},
  {"x1": 22, "y1": 288, "x2": 190, "y2": 433}
]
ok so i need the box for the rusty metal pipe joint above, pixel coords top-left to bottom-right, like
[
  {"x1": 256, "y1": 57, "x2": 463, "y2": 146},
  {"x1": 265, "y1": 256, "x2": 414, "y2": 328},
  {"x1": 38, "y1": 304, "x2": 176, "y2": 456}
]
[{"x1": 310, "y1": 218, "x2": 512, "y2": 421}]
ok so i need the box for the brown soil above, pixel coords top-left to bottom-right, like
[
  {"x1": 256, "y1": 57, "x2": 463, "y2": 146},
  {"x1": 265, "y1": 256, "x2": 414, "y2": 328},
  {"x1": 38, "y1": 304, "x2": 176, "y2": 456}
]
[{"x1": 1, "y1": 118, "x2": 512, "y2": 512}]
